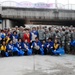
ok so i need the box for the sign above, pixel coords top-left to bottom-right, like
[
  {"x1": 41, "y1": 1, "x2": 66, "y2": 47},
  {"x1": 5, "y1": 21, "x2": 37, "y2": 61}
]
[
  {"x1": 17, "y1": 2, "x2": 54, "y2": 9},
  {"x1": 1, "y1": 1, "x2": 54, "y2": 9}
]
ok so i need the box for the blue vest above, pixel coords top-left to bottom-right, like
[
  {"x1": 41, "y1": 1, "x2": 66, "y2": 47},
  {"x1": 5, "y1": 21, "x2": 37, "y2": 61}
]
[
  {"x1": 45, "y1": 41, "x2": 54, "y2": 49},
  {"x1": 7, "y1": 44, "x2": 14, "y2": 50},
  {"x1": 32, "y1": 41, "x2": 42, "y2": 48},
  {"x1": 15, "y1": 42, "x2": 23, "y2": 49},
  {"x1": 30, "y1": 30, "x2": 38, "y2": 41},
  {"x1": 22, "y1": 42, "x2": 30, "y2": 50}
]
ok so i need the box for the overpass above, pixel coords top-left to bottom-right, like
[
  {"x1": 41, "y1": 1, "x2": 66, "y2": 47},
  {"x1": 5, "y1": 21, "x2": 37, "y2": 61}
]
[{"x1": 0, "y1": 6, "x2": 75, "y2": 28}]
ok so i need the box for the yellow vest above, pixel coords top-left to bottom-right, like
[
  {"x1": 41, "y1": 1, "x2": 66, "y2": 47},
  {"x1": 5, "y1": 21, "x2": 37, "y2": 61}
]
[
  {"x1": 0, "y1": 45, "x2": 6, "y2": 51},
  {"x1": 54, "y1": 43, "x2": 59, "y2": 50},
  {"x1": 6, "y1": 38, "x2": 10, "y2": 44}
]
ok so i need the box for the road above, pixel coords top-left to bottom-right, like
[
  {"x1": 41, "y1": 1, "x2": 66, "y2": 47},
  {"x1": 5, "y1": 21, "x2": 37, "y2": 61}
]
[{"x1": 0, "y1": 54, "x2": 75, "y2": 75}]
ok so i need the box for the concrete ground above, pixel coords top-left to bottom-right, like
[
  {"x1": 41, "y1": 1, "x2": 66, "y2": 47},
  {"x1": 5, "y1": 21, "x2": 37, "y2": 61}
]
[{"x1": 0, "y1": 54, "x2": 75, "y2": 75}]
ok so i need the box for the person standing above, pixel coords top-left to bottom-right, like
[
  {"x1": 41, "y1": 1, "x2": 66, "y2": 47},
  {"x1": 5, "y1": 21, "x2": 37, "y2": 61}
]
[
  {"x1": 65, "y1": 31, "x2": 71, "y2": 53},
  {"x1": 30, "y1": 27, "x2": 38, "y2": 43},
  {"x1": 10, "y1": 31, "x2": 19, "y2": 45},
  {"x1": 23, "y1": 28, "x2": 30, "y2": 43},
  {"x1": 45, "y1": 29, "x2": 51, "y2": 41},
  {"x1": 38, "y1": 26, "x2": 45, "y2": 42},
  {"x1": 70, "y1": 29, "x2": 75, "y2": 54}
]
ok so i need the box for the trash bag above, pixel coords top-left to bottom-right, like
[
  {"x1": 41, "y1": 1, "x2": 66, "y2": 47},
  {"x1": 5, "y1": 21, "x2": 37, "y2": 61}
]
[
  {"x1": 70, "y1": 40, "x2": 75, "y2": 46},
  {"x1": 27, "y1": 49, "x2": 32, "y2": 55},
  {"x1": 52, "y1": 48, "x2": 65, "y2": 55},
  {"x1": 40, "y1": 48, "x2": 44, "y2": 55},
  {"x1": 13, "y1": 47, "x2": 19, "y2": 52},
  {"x1": 18, "y1": 50, "x2": 24, "y2": 56}
]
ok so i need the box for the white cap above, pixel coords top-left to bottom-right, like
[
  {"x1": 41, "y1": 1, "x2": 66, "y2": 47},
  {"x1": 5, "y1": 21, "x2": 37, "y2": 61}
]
[{"x1": 25, "y1": 26, "x2": 30, "y2": 29}]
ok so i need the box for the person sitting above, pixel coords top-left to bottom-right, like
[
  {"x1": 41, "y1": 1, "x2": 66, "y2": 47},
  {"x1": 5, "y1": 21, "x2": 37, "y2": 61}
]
[
  {"x1": 6, "y1": 40, "x2": 20, "y2": 56},
  {"x1": 53, "y1": 39, "x2": 59, "y2": 51},
  {"x1": 31, "y1": 37, "x2": 44, "y2": 55},
  {"x1": 0, "y1": 41, "x2": 7, "y2": 57},
  {"x1": 15, "y1": 38, "x2": 24, "y2": 56},
  {"x1": 41, "y1": 40, "x2": 47, "y2": 55},
  {"x1": 22, "y1": 39, "x2": 32, "y2": 55},
  {"x1": 52, "y1": 39, "x2": 65, "y2": 55},
  {"x1": 45, "y1": 38, "x2": 54, "y2": 55}
]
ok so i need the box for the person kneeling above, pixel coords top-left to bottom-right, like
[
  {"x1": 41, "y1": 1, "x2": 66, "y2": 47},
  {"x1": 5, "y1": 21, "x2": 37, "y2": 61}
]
[
  {"x1": 31, "y1": 37, "x2": 44, "y2": 55},
  {"x1": 0, "y1": 41, "x2": 7, "y2": 57},
  {"x1": 45, "y1": 38, "x2": 54, "y2": 55},
  {"x1": 7, "y1": 40, "x2": 19, "y2": 56},
  {"x1": 15, "y1": 38, "x2": 24, "y2": 56},
  {"x1": 52, "y1": 39, "x2": 65, "y2": 55},
  {"x1": 22, "y1": 39, "x2": 32, "y2": 55}
]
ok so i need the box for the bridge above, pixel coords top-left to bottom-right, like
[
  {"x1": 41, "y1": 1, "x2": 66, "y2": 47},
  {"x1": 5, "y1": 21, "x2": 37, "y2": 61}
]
[{"x1": 0, "y1": 6, "x2": 75, "y2": 28}]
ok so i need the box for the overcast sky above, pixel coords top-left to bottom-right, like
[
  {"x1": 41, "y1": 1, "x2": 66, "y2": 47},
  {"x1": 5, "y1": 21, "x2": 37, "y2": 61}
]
[
  {"x1": 0, "y1": 0, "x2": 75, "y2": 9},
  {"x1": 0, "y1": 0, "x2": 75, "y2": 4}
]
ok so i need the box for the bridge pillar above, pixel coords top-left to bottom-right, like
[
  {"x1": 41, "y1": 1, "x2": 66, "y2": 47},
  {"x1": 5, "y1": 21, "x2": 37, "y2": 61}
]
[
  {"x1": 0, "y1": 20, "x2": 2, "y2": 29},
  {"x1": 6, "y1": 19, "x2": 12, "y2": 28},
  {"x1": 0, "y1": 23, "x2": 2, "y2": 29},
  {"x1": 2, "y1": 20, "x2": 6, "y2": 29},
  {"x1": 2, "y1": 19, "x2": 13, "y2": 29}
]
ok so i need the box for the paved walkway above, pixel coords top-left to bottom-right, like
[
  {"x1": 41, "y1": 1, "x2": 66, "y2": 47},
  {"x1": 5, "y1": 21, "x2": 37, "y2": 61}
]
[{"x1": 0, "y1": 54, "x2": 75, "y2": 75}]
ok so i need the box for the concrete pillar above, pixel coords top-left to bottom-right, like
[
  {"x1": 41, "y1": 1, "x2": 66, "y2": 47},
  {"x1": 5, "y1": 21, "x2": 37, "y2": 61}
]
[
  {"x1": 0, "y1": 6, "x2": 2, "y2": 14},
  {"x1": 0, "y1": 19, "x2": 3, "y2": 29},
  {"x1": 6, "y1": 19, "x2": 12, "y2": 28},
  {"x1": 2, "y1": 19, "x2": 13, "y2": 29},
  {"x1": 0, "y1": 23, "x2": 2, "y2": 29},
  {"x1": 2, "y1": 20, "x2": 6, "y2": 29}
]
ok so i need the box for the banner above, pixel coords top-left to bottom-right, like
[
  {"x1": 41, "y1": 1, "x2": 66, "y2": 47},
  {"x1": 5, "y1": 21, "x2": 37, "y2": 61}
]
[{"x1": 1, "y1": 1, "x2": 54, "y2": 9}]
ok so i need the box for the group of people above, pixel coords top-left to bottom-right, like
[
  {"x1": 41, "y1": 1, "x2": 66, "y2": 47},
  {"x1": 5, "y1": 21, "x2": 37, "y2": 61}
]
[{"x1": 0, "y1": 25, "x2": 75, "y2": 57}]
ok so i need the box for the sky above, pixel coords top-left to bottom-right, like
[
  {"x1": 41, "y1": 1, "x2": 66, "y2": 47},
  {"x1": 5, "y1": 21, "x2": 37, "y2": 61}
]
[
  {"x1": 0, "y1": 0, "x2": 75, "y2": 4},
  {"x1": 0, "y1": 0, "x2": 75, "y2": 9}
]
